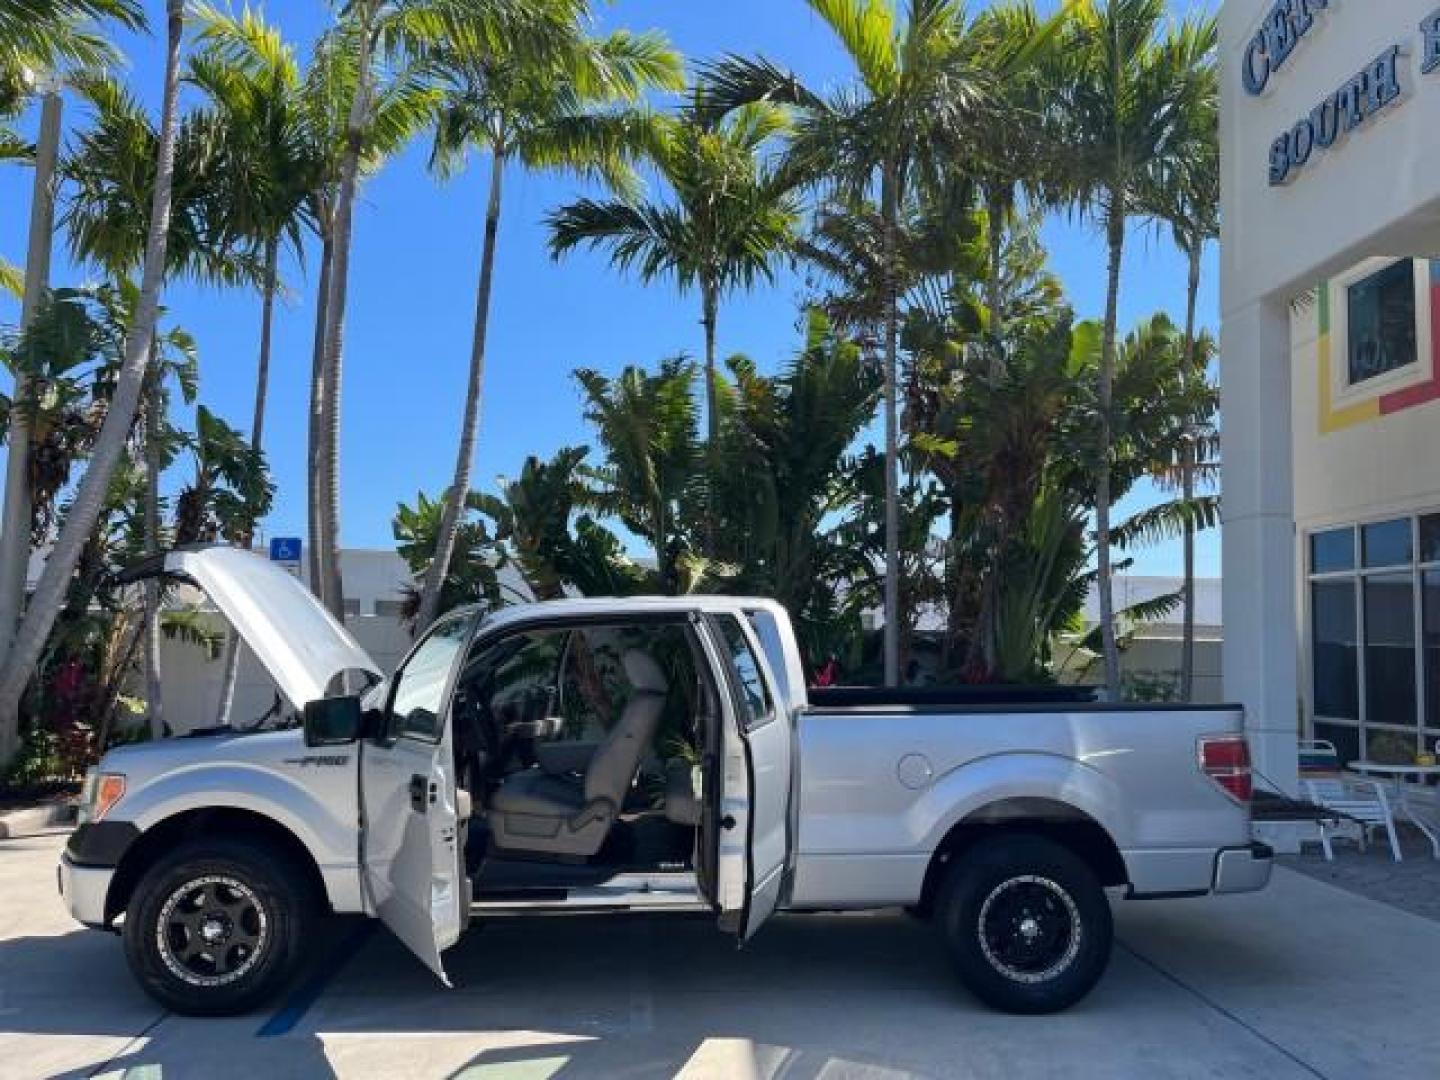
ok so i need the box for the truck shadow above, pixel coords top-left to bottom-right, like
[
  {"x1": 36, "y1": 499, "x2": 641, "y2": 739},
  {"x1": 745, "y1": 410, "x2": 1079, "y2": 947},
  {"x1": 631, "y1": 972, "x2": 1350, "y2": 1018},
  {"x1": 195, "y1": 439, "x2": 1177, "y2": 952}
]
[{"x1": 7, "y1": 904, "x2": 1308, "y2": 1079}]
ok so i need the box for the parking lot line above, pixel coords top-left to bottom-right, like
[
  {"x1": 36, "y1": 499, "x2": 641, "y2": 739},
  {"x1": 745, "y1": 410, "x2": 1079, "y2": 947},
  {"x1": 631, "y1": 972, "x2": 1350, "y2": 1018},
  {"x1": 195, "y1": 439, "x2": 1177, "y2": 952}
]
[
  {"x1": 1116, "y1": 939, "x2": 1328, "y2": 1080},
  {"x1": 257, "y1": 922, "x2": 376, "y2": 1038}
]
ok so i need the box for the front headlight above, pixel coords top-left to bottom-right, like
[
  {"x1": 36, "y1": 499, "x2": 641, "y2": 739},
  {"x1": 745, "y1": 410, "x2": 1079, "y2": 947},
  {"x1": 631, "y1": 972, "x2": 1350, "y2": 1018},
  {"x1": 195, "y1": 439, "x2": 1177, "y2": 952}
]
[{"x1": 77, "y1": 770, "x2": 126, "y2": 824}]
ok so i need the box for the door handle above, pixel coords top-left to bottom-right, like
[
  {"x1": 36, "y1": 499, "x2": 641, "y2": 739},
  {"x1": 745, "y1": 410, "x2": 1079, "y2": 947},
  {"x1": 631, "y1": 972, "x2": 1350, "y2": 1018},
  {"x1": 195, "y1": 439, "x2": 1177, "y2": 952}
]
[
  {"x1": 410, "y1": 774, "x2": 435, "y2": 813},
  {"x1": 720, "y1": 814, "x2": 738, "y2": 831}
]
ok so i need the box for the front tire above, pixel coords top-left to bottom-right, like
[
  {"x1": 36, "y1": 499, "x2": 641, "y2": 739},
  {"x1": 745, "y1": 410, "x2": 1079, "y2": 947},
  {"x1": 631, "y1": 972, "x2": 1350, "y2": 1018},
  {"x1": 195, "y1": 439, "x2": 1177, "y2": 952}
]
[
  {"x1": 936, "y1": 834, "x2": 1112, "y2": 1014},
  {"x1": 122, "y1": 838, "x2": 313, "y2": 1016}
]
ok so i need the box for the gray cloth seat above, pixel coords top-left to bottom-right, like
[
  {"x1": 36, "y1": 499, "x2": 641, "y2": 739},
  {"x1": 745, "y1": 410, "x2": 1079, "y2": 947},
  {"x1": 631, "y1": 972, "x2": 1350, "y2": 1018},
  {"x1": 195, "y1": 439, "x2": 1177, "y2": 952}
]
[
  {"x1": 663, "y1": 759, "x2": 702, "y2": 827},
  {"x1": 489, "y1": 649, "x2": 668, "y2": 857}
]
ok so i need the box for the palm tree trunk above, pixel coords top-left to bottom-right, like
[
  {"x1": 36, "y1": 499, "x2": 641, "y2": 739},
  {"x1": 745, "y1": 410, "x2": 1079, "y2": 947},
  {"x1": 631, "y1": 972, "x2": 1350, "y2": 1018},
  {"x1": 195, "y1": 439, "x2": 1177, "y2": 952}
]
[
  {"x1": 881, "y1": 164, "x2": 901, "y2": 688},
  {"x1": 985, "y1": 184, "x2": 1006, "y2": 384},
  {"x1": 0, "y1": 0, "x2": 185, "y2": 771},
  {"x1": 1096, "y1": 200, "x2": 1125, "y2": 700},
  {"x1": 143, "y1": 358, "x2": 164, "y2": 738},
  {"x1": 315, "y1": 8, "x2": 376, "y2": 622},
  {"x1": 0, "y1": 88, "x2": 62, "y2": 670},
  {"x1": 307, "y1": 224, "x2": 333, "y2": 598},
  {"x1": 414, "y1": 149, "x2": 505, "y2": 634},
  {"x1": 251, "y1": 235, "x2": 279, "y2": 454},
  {"x1": 216, "y1": 233, "x2": 279, "y2": 725},
  {"x1": 701, "y1": 277, "x2": 719, "y2": 557},
  {"x1": 1179, "y1": 242, "x2": 1201, "y2": 701}
]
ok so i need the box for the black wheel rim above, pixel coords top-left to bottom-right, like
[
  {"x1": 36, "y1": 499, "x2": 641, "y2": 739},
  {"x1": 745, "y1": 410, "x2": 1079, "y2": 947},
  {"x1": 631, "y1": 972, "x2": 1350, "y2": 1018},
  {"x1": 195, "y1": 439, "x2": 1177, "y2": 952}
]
[
  {"x1": 156, "y1": 875, "x2": 269, "y2": 987},
  {"x1": 976, "y1": 875, "x2": 1082, "y2": 984}
]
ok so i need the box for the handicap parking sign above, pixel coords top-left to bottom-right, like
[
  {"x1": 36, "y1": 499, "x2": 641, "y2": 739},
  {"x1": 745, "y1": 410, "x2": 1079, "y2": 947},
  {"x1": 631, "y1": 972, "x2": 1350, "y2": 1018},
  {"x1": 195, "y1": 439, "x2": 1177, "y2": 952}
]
[{"x1": 269, "y1": 537, "x2": 302, "y2": 565}]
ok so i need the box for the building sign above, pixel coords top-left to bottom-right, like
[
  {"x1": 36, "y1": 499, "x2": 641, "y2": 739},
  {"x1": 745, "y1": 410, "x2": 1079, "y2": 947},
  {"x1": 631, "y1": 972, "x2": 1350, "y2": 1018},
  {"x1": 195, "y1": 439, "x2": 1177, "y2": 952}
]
[
  {"x1": 1255, "y1": 6, "x2": 1440, "y2": 186},
  {"x1": 1268, "y1": 46, "x2": 1401, "y2": 185},
  {"x1": 1243, "y1": 0, "x2": 1331, "y2": 96}
]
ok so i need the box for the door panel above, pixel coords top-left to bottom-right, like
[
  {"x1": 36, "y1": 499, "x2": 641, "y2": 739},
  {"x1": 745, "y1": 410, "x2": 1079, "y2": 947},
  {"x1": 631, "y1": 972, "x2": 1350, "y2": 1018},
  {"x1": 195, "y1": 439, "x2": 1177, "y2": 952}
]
[
  {"x1": 705, "y1": 613, "x2": 793, "y2": 940},
  {"x1": 360, "y1": 613, "x2": 477, "y2": 982}
]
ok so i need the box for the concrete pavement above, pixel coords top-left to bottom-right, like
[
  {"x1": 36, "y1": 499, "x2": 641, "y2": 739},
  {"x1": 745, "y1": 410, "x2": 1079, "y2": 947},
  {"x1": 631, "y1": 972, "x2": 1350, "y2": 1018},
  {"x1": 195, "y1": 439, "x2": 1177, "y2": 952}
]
[{"x1": 3, "y1": 830, "x2": 1438, "y2": 1079}]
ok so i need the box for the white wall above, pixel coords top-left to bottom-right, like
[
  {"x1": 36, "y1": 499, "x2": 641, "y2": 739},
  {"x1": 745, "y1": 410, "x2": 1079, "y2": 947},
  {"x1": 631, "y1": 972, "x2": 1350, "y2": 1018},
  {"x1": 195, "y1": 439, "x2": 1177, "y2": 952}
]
[{"x1": 1219, "y1": 0, "x2": 1440, "y2": 787}]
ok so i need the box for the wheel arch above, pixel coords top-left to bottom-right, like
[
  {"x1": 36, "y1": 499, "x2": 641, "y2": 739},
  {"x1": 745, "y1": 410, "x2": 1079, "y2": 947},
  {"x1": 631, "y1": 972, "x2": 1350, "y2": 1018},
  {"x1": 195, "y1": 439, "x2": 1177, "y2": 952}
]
[
  {"x1": 915, "y1": 797, "x2": 1129, "y2": 917},
  {"x1": 105, "y1": 806, "x2": 331, "y2": 924}
]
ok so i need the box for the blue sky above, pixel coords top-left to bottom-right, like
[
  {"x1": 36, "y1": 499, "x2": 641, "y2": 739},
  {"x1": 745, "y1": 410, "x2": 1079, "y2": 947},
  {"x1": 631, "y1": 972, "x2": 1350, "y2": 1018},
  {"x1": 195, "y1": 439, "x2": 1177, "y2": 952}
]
[{"x1": 0, "y1": 0, "x2": 1221, "y2": 578}]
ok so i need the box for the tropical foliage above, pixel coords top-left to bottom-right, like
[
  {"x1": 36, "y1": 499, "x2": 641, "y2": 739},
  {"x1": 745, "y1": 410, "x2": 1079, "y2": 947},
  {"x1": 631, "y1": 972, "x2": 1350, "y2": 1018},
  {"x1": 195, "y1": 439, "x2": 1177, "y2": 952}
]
[{"x1": 0, "y1": 0, "x2": 1221, "y2": 779}]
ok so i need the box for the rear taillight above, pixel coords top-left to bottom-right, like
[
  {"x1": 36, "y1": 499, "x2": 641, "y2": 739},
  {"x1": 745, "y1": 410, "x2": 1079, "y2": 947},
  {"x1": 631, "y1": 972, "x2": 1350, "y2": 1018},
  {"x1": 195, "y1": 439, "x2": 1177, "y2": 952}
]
[{"x1": 1199, "y1": 734, "x2": 1252, "y2": 803}]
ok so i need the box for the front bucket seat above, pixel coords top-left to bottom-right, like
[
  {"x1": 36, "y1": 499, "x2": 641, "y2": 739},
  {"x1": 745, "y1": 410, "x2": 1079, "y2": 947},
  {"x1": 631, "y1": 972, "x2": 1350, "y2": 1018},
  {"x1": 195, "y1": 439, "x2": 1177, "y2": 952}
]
[{"x1": 489, "y1": 649, "x2": 668, "y2": 858}]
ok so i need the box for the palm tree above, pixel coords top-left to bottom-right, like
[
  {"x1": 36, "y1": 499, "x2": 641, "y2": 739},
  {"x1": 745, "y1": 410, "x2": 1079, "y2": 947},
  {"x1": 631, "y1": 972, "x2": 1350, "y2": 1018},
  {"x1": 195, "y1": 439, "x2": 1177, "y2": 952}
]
[
  {"x1": 968, "y1": 1, "x2": 1061, "y2": 382},
  {"x1": 60, "y1": 72, "x2": 252, "y2": 733},
  {"x1": 547, "y1": 95, "x2": 799, "y2": 548},
  {"x1": 1050, "y1": 1, "x2": 1216, "y2": 698},
  {"x1": 309, "y1": 0, "x2": 568, "y2": 620},
  {"x1": 187, "y1": 4, "x2": 325, "y2": 721},
  {"x1": 712, "y1": 310, "x2": 885, "y2": 667},
  {"x1": 0, "y1": 0, "x2": 144, "y2": 679},
  {"x1": 289, "y1": 18, "x2": 431, "y2": 608},
  {"x1": 1147, "y1": 70, "x2": 1217, "y2": 702},
  {"x1": 574, "y1": 357, "x2": 704, "y2": 594},
  {"x1": 0, "y1": 2, "x2": 142, "y2": 105},
  {"x1": 410, "y1": 13, "x2": 682, "y2": 632},
  {"x1": 0, "y1": 0, "x2": 185, "y2": 773},
  {"x1": 701, "y1": 0, "x2": 1064, "y2": 685}
]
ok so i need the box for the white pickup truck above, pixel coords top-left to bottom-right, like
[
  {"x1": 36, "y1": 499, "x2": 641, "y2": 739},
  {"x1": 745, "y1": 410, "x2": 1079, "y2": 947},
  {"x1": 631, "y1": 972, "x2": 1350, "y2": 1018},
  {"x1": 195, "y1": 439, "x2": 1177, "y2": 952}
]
[{"x1": 59, "y1": 547, "x2": 1271, "y2": 1017}]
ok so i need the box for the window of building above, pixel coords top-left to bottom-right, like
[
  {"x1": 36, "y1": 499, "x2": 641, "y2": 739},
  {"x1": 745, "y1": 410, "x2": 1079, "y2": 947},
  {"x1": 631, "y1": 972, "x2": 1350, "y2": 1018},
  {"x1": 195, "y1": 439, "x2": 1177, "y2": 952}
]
[
  {"x1": 374, "y1": 598, "x2": 407, "y2": 618},
  {"x1": 1425, "y1": 571, "x2": 1440, "y2": 740},
  {"x1": 1364, "y1": 573, "x2": 1416, "y2": 725},
  {"x1": 1311, "y1": 527, "x2": 1355, "y2": 573},
  {"x1": 1307, "y1": 513, "x2": 1438, "y2": 762},
  {"x1": 1363, "y1": 518, "x2": 1412, "y2": 568},
  {"x1": 1312, "y1": 580, "x2": 1358, "y2": 721},
  {"x1": 343, "y1": 598, "x2": 361, "y2": 617},
  {"x1": 1420, "y1": 515, "x2": 1440, "y2": 564},
  {"x1": 1346, "y1": 259, "x2": 1418, "y2": 385}
]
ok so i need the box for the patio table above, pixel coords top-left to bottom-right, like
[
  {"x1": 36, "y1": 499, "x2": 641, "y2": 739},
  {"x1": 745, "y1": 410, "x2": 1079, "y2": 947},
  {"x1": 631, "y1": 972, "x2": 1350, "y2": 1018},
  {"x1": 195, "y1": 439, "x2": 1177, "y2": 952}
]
[{"x1": 1346, "y1": 760, "x2": 1440, "y2": 858}]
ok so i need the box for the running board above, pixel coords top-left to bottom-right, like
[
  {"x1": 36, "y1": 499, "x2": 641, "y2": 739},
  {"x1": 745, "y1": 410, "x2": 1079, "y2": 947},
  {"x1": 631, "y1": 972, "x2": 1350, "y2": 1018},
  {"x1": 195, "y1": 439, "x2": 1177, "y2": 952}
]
[{"x1": 472, "y1": 871, "x2": 708, "y2": 915}]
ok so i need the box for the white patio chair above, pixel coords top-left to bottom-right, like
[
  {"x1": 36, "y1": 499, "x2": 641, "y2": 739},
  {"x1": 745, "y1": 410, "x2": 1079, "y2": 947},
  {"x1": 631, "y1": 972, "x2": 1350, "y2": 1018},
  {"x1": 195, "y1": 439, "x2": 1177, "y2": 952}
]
[{"x1": 1298, "y1": 740, "x2": 1403, "y2": 862}]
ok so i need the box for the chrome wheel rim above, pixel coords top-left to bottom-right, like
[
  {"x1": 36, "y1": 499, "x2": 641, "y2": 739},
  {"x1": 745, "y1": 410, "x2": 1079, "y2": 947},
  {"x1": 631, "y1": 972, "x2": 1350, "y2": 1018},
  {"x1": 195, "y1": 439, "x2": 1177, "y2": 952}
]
[
  {"x1": 156, "y1": 875, "x2": 269, "y2": 987},
  {"x1": 977, "y1": 875, "x2": 1082, "y2": 984}
]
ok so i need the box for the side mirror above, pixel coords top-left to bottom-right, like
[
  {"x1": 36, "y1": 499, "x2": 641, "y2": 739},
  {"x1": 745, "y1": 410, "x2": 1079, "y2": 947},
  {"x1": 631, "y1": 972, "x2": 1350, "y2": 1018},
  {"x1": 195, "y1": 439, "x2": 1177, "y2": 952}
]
[{"x1": 303, "y1": 695, "x2": 363, "y2": 747}]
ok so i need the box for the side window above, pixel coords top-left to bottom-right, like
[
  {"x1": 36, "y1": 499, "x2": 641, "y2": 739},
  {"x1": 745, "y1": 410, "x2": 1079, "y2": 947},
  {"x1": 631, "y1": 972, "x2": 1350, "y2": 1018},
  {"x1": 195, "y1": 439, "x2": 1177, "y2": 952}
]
[
  {"x1": 714, "y1": 614, "x2": 774, "y2": 731},
  {"x1": 389, "y1": 613, "x2": 476, "y2": 741}
]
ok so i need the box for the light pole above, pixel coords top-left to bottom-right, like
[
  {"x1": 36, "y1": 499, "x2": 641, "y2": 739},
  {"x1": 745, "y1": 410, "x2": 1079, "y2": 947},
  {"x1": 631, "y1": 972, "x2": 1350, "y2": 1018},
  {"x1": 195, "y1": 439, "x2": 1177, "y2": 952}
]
[{"x1": 0, "y1": 71, "x2": 63, "y2": 667}]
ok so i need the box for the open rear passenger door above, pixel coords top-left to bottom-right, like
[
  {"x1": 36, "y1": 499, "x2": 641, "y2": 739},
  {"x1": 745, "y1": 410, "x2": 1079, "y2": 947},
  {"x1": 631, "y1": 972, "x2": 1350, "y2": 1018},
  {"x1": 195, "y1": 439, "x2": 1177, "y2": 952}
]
[
  {"x1": 704, "y1": 612, "x2": 793, "y2": 940},
  {"x1": 359, "y1": 612, "x2": 478, "y2": 984}
]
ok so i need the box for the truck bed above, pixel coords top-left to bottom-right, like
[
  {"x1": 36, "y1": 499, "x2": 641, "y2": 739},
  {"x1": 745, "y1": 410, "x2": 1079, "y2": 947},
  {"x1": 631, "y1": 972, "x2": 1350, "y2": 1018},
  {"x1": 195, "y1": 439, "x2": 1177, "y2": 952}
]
[{"x1": 807, "y1": 684, "x2": 1101, "y2": 709}]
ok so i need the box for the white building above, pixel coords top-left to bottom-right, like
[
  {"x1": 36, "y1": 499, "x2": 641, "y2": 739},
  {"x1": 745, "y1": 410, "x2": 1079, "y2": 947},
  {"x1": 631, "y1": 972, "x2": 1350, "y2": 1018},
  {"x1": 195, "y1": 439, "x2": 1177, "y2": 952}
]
[{"x1": 1221, "y1": 0, "x2": 1440, "y2": 787}]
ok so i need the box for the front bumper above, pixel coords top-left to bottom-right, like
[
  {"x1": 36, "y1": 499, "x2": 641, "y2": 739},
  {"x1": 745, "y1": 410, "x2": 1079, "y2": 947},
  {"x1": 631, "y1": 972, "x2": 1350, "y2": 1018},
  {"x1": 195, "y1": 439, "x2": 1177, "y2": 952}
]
[
  {"x1": 58, "y1": 851, "x2": 114, "y2": 929},
  {"x1": 1212, "y1": 841, "x2": 1274, "y2": 895}
]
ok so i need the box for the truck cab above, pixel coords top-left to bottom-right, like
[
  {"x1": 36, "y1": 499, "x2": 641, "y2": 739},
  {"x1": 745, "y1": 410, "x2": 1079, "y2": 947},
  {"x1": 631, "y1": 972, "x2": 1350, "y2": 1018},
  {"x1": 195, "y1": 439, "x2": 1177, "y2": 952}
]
[{"x1": 61, "y1": 548, "x2": 797, "y2": 1013}]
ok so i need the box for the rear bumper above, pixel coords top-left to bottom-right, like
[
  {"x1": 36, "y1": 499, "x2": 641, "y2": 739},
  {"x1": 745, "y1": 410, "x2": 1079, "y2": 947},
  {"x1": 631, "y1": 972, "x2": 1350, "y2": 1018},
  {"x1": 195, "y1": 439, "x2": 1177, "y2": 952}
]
[
  {"x1": 58, "y1": 851, "x2": 114, "y2": 929},
  {"x1": 1212, "y1": 841, "x2": 1273, "y2": 895}
]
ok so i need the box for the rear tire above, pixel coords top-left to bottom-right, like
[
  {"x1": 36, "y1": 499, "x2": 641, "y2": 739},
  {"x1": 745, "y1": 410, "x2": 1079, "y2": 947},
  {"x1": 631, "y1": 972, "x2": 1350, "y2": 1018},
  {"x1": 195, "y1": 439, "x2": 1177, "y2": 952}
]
[
  {"x1": 935, "y1": 834, "x2": 1112, "y2": 1014},
  {"x1": 122, "y1": 838, "x2": 313, "y2": 1016}
]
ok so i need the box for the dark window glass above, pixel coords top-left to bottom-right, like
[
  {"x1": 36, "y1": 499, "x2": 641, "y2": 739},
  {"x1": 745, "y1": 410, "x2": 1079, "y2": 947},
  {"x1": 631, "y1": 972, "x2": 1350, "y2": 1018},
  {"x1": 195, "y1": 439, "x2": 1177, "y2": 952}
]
[
  {"x1": 1313, "y1": 722, "x2": 1361, "y2": 767},
  {"x1": 1363, "y1": 518, "x2": 1412, "y2": 568},
  {"x1": 1312, "y1": 581, "x2": 1359, "y2": 720},
  {"x1": 715, "y1": 615, "x2": 773, "y2": 731},
  {"x1": 1364, "y1": 573, "x2": 1416, "y2": 728},
  {"x1": 1311, "y1": 528, "x2": 1356, "y2": 573},
  {"x1": 1420, "y1": 516, "x2": 1440, "y2": 564},
  {"x1": 389, "y1": 613, "x2": 475, "y2": 740},
  {"x1": 1347, "y1": 259, "x2": 1417, "y2": 384},
  {"x1": 1424, "y1": 572, "x2": 1440, "y2": 733}
]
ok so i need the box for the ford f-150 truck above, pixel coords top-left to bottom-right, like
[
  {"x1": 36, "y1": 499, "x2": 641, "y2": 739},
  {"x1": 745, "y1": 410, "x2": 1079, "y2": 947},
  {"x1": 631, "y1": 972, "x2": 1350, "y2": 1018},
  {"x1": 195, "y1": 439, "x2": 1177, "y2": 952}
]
[{"x1": 58, "y1": 547, "x2": 1271, "y2": 1016}]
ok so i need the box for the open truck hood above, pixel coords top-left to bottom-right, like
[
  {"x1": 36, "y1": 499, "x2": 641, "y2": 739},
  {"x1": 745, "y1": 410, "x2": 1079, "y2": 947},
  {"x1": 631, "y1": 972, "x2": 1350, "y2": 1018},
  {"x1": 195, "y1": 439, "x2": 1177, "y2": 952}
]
[{"x1": 134, "y1": 547, "x2": 383, "y2": 711}]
